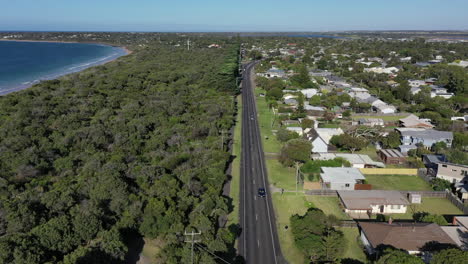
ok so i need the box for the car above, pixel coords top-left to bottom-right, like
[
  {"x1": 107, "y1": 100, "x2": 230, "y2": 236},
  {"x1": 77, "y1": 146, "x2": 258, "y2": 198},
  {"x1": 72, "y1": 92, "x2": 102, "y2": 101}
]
[{"x1": 257, "y1": 187, "x2": 266, "y2": 197}]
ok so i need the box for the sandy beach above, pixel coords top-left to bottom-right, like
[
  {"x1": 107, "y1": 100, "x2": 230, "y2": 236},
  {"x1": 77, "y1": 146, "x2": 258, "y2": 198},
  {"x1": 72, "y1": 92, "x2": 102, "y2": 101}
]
[{"x1": 0, "y1": 40, "x2": 131, "y2": 96}]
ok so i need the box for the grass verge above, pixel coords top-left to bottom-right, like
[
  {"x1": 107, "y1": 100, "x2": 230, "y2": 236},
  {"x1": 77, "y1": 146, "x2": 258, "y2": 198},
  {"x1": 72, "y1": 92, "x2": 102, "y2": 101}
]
[{"x1": 227, "y1": 95, "x2": 242, "y2": 226}]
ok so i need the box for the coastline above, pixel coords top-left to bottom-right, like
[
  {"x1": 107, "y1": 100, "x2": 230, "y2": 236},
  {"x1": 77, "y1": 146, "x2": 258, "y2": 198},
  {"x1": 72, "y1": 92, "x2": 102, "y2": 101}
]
[{"x1": 0, "y1": 40, "x2": 131, "y2": 96}]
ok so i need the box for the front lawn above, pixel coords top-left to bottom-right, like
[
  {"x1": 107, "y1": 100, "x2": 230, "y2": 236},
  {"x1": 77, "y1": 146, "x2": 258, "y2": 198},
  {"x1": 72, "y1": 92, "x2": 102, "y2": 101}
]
[
  {"x1": 272, "y1": 193, "x2": 311, "y2": 264},
  {"x1": 266, "y1": 159, "x2": 299, "y2": 191},
  {"x1": 306, "y1": 196, "x2": 351, "y2": 220},
  {"x1": 365, "y1": 174, "x2": 432, "y2": 191},
  {"x1": 337, "y1": 227, "x2": 368, "y2": 262}
]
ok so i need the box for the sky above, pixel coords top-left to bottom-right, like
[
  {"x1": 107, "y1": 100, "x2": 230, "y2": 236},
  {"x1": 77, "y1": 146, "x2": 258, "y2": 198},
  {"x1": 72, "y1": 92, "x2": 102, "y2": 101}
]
[{"x1": 1, "y1": 0, "x2": 467, "y2": 32}]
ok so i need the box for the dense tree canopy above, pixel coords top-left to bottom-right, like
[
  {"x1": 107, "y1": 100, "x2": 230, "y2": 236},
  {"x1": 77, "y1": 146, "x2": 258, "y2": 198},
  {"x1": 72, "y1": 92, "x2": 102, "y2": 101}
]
[{"x1": 0, "y1": 36, "x2": 240, "y2": 263}]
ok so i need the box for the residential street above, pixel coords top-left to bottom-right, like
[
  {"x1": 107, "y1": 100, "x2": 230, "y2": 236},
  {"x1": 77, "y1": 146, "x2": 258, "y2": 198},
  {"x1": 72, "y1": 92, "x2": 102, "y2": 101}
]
[{"x1": 238, "y1": 62, "x2": 285, "y2": 264}]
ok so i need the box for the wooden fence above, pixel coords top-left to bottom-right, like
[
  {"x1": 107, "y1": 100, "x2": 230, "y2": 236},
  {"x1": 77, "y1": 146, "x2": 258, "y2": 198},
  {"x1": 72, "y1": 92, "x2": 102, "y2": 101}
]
[
  {"x1": 304, "y1": 189, "x2": 338, "y2": 196},
  {"x1": 360, "y1": 168, "x2": 418, "y2": 175},
  {"x1": 445, "y1": 190, "x2": 468, "y2": 214}
]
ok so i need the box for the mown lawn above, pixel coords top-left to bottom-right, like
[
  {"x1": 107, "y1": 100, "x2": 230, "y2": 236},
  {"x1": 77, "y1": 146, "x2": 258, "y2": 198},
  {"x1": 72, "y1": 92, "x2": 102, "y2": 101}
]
[
  {"x1": 306, "y1": 196, "x2": 351, "y2": 220},
  {"x1": 365, "y1": 174, "x2": 432, "y2": 191},
  {"x1": 255, "y1": 88, "x2": 282, "y2": 153},
  {"x1": 337, "y1": 227, "x2": 368, "y2": 262},
  {"x1": 388, "y1": 197, "x2": 463, "y2": 220},
  {"x1": 272, "y1": 193, "x2": 368, "y2": 263},
  {"x1": 266, "y1": 159, "x2": 299, "y2": 191},
  {"x1": 272, "y1": 193, "x2": 312, "y2": 264}
]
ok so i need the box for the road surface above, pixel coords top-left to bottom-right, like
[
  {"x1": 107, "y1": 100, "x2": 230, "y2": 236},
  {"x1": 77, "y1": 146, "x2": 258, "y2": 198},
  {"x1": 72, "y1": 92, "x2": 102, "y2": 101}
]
[{"x1": 238, "y1": 62, "x2": 285, "y2": 264}]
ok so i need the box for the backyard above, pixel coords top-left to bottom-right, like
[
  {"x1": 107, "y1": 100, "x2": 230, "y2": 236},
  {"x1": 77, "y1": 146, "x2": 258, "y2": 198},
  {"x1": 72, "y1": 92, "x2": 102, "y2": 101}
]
[
  {"x1": 365, "y1": 174, "x2": 432, "y2": 191},
  {"x1": 387, "y1": 197, "x2": 463, "y2": 220}
]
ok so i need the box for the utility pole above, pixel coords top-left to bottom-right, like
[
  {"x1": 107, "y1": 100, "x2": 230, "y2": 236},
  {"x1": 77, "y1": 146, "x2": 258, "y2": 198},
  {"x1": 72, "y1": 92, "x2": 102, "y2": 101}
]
[
  {"x1": 184, "y1": 230, "x2": 201, "y2": 264},
  {"x1": 220, "y1": 130, "x2": 227, "y2": 150},
  {"x1": 295, "y1": 162, "x2": 299, "y2": 195},
  {"x1": 187, "y1": 39, "x2": 191, "y2": 51}
]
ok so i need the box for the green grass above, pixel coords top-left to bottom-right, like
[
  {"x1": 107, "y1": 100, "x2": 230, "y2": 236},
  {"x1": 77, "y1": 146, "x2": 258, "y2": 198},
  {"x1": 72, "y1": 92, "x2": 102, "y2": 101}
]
[
  {"x1": 337, "y1": 227, "x2": 368, "y2": 262},
  {"x1": 255, "y1": 88, "x2": 282, "y2": 153},
  {"x1": 140, "y1": 238, "x2": 164, "y2": 262},
  {"x1": 272, "y1": 193, "x2": 367, "y2": 263},
  {"x1": 352, "y1": 114, "x2": 409, "y2": 121},
  {"x1": 306, "y1": 196, "x2": 351, "y2": 220},
  {"x1": 227, "y1": 95, "x2": 242, "y2": 227},
  {"x1": 365, "y1": 174, "x2": 432, "y2": 191},
  {"x1": 267, "y1": 159, "x2": 299, "y2": 190},
  {"x1": 272, "y1": 193, "x2": 313, "y2": 264},
  {"x1": 388, "y1": 197, "x2": 463, "y2": 220},
  {"x1": 354, "y1": 145, "x2": 379, "y2": 160}
]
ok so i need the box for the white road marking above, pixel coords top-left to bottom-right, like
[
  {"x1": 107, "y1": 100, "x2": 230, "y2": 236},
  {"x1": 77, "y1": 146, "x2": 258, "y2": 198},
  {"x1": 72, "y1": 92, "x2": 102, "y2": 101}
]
[
  {"x1": 253, "y1": 179, "x2": 255, "y2": 184},
  {"x1": 254, "y1": 195, "x2": 257, "y2": 200},
  {"x1": 256, "y1": 214, "x2": 258, "y2": 221},
  {"x1": 257, "y1": 240, "x2": 260, "y2": 248}
]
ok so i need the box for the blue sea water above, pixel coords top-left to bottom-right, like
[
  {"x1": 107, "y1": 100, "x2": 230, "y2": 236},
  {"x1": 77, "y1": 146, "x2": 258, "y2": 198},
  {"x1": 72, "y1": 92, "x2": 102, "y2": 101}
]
[{"x1": 0, "y1": 41, "x2": 127, "y2": 95}]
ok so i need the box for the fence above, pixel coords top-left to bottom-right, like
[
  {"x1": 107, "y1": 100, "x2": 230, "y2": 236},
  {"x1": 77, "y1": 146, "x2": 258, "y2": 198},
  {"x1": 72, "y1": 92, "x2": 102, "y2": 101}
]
[
  {"x1": 304, "y1": 189, "x2": 338, "y2": 196},
  {"x1": 400, "y1": 191, "x2": 447, "y2": 198},
  {"x1": 334, "y1": 220, "x2": 358, "y2": 228},
  {"x1": 445, "y1": 190, "x2": 468, "y2": 214},
  {"x1": 359, "y1": 168, "x2": 418, "y2": 175}
]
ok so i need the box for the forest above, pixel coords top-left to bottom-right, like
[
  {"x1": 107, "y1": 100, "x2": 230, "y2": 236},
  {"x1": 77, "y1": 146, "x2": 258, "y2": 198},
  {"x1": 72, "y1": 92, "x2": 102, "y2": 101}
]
[{"x1": 0, "y1": 35, "x2": 240, "y2": 263}]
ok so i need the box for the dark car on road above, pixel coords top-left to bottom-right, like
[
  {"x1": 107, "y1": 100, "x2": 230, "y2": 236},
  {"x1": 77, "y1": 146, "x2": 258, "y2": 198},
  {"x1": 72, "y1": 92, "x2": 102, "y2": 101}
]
[{"x1": 257, "y1": 187, "x2": 266, "y2": 197}]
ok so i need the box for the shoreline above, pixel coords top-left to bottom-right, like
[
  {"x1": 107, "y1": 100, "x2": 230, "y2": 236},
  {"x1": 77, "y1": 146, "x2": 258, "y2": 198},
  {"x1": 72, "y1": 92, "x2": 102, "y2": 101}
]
[{"x1": 0, "y1": 40, "x2": 131, "y2": 96}]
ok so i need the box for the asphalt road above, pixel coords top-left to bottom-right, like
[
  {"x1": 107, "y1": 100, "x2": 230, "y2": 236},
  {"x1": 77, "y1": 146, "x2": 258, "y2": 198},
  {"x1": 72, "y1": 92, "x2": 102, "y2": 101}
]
[{"x1": 238, "y1": 62, "x2": 285, "y2": 264}]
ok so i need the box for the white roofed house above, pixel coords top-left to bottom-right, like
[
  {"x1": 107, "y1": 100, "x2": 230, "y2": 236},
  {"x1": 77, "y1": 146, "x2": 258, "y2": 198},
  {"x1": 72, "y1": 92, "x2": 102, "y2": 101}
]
[
  {"x1": 313, "y1": 153, "x2": 385, "y2": 168},
  {"x1": 306, "y1": 128, "x2": 343, "y2": 153},
  {"x1": 320, "y1": 167, "x2": 366, "y2": 190},
  {"x1": 299, "y1": 88, "x2": 318, "y2": 99},
  {"x1": 358, "y1": 118, "x2": 384, "y2": 127},
  {"x1": 375, "y1": 103, "x2": 397, "y2": 114}
]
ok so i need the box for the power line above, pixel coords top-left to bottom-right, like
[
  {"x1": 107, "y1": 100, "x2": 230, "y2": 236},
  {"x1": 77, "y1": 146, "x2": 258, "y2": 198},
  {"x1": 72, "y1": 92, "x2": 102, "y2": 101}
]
[
  {"x1": 195, "y1": 244, "x2": 232, "y2": 264},
  {"x1": 184, "y1": 230, "x2": 201, "y2": 264}
]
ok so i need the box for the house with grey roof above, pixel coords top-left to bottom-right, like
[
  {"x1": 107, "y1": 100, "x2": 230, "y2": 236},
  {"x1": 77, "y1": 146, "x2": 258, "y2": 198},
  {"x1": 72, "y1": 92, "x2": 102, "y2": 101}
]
[
  {"x1": 396, "y1": 128, "x2": 453, "y2": 154},
  {"x1": 399, "y1": 114, "x2": 434, "y2": 129},
  {"x1": 359, "y1": 221, "x2": 457, "y2": 257},
  {"x1": 320, "y1": 167, "x2": 366, "y2": 190},
  {"x1": 338, "y1": 190, "x2": 409, "y2": 216}
]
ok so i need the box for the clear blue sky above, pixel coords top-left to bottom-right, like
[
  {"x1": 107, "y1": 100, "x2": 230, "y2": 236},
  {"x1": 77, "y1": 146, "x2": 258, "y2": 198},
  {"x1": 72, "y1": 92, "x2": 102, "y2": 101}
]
[{"x1": 1, "y1": 0, "x2": 467, "y2": 31}]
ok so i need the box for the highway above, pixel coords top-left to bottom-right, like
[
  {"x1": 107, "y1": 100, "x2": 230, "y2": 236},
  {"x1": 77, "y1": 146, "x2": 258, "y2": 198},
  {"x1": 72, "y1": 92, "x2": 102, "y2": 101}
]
[{"x1": 238, "y1": 61, "x2": 285, "y2": 264}]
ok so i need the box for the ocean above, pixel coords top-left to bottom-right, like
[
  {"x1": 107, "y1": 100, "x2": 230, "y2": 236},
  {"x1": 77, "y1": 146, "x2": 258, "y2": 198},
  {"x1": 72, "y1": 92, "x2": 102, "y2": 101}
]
[{"x1": 0, "y1": 41, "x2": 127, "y2": 95}]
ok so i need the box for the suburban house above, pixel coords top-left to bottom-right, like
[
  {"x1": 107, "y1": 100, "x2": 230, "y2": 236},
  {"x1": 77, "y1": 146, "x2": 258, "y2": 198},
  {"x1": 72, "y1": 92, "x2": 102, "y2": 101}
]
[
  {"x1": 338, "y1": 190, "x2": 409, "y2": 217},
  {"x1": 358, "y1": 222, "x2": 457, "y2": 257},
  {"x1": 358, "y1": 118, "x2": 384, "y2": 127},
  {"x1": 306, "y1": 128, "x2": 343, "y2": 153},
  {"x1": 283, "y1": 95, "x2": 298, "y2": 105},
  {"x1": 286, "y1": 127, "x2": 304, "y2": 136},
  {"x1": 399, "y1": 114, "x2": 434, "y2": 129},
  {"x1": 423, "y1": 154, "x2": 447, "y2": 172},
  {"x1": 433, "y1": 162, "x2": 468, "y2": 184},
  {"x1": 320, "y1": 167, "x2": 366, "y2": 190},
  {"x1": 429, "y1": 86, "x2": 454, "y2": 99},
  {"x1": 303, "y1": 103, "x2": 326, "y2": 116},
  {"x1": 300, "y1": 88, "x2": 318, "y2": 99},
  {"x1": 364, "y1": 67, "x2": 399, "y2": 74},
  {"x1": 441, "y1": 216, "x2": 468, "y2": 251},
  {"x1": 375, "y1": 103, "x2": 397, "y2": 114},
  {"x1": 455, "y1": 180, "x2": 468, "y2": 201},
  {"x1": 378, "y1": 149, "x2": 406, "y2": 165},
  {"x1": 264, "y1": 68, "x2": 286, "y2": 78},
  {"x1": 396, "y1": 128, "x2": 453, "y2": 153},
  {"x1": 281, "y1": 120, "x2": 300, "y2": 126},
  {"x1": 313, "y1": 153, "x2": 385, "y2": 168}
]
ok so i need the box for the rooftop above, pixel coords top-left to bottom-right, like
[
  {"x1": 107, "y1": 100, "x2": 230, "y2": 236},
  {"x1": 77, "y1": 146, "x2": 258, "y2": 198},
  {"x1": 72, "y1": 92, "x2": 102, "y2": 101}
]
[
  {"x1": 359, "y1": 222, "x2": 456, "y2": 252},
  {"x1": 396, "y1": 128, "x2": 453, "y2": 140},
  {"x1": 320, "y1": 167, "x2": 366, "y2": 183},
  {"x1": 338, "y1": 190, "x2": 409, "y2": 210}
]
